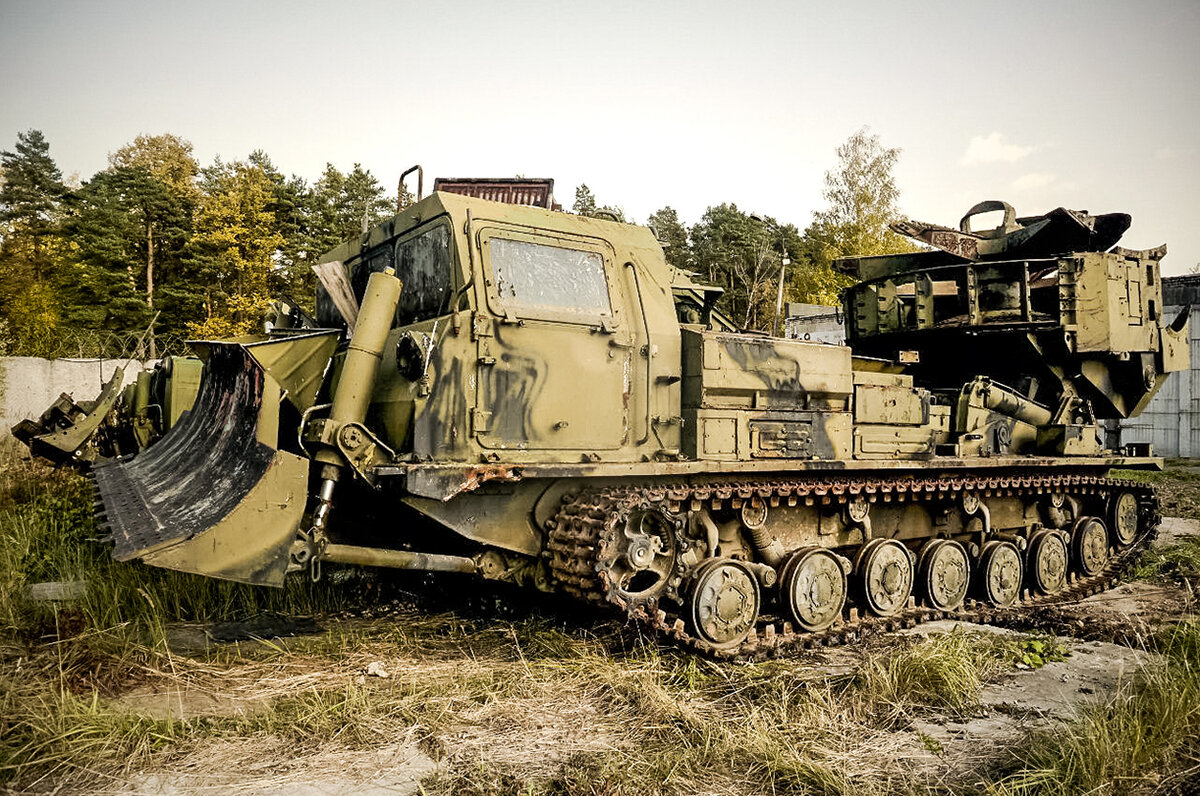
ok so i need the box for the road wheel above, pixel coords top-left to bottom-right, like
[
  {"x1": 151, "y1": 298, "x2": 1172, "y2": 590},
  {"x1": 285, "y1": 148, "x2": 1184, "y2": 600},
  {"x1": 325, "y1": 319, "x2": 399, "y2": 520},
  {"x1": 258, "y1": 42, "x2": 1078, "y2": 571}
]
[
  {"x1": 688, "y1": 558, "x2": 760, "y2": 650},
  {"x1": 856, "y1": 539, "x2": 914, "y2": 617},
  {"x1": 978, "y1": 541, "x2": 1022, "y2": 607},
  {"x1": 1108, "y1": 492, "x2": 1139, "y2": 548},
  {"x1": 917, "y1": 539, "x2": 970, "y2": 611},
  {"x1": 779, "y1": 547, "x2": 847, "y2": 632},
  {"x1": 1072, "y1": 517, "x2": 1110, "y2": 577},
  {"x1": 1027, "y1": 530, "x2": 1069, "y2": 595}
]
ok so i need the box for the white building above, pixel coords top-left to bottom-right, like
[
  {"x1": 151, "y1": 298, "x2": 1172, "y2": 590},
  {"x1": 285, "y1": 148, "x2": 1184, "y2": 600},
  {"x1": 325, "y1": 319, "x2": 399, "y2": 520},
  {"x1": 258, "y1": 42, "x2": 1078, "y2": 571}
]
[
  {"x1": 1119, "y1": 275, "x2": 1200, "y2": 457},
  {"x1": 784, "y1": 303, "x2": 844, "y2": 344}
]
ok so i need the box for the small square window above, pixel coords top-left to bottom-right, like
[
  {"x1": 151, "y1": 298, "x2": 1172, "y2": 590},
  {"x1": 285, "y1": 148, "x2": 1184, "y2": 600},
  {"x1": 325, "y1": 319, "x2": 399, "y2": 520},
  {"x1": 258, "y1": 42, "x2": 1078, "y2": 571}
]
[{"x1": 490, "y1": 238, "x2": 611, "y2": 318}]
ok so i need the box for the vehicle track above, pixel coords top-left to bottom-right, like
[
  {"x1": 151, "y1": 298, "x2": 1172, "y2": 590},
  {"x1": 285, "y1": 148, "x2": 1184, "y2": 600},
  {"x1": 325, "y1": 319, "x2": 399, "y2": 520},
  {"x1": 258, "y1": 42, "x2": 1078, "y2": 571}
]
[{"x1": 546, "y1": 470, "x2": 1158, "y2": 660}]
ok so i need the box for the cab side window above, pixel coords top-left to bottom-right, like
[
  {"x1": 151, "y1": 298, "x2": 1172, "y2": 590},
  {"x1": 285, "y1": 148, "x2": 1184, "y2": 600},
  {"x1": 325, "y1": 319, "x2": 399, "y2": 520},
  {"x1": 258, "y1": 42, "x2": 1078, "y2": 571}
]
[{"x1": 393, "y1": 224, "x2": 453, "y2": 326}]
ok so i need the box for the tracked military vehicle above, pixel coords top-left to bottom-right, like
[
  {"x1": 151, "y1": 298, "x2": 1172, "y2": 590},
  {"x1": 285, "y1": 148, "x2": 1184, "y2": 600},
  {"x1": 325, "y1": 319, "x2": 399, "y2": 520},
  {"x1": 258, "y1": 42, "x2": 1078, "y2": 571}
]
[
  {"x1": 11, "y1": 296, "x2": 312, "y2": 466},
  {"x1": 65, "y1": 191, "x2": 1188, "y2": 657},
  {"x1": 13, "y1": 356, "x2": 203, "y2": 466}
]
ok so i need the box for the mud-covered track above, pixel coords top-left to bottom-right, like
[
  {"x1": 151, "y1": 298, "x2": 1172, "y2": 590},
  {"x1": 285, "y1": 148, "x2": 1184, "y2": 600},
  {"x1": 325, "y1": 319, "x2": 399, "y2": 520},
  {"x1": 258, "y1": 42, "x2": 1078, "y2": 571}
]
[{"x1": 546, "y1": 470, "x2": 1158, "y2": 660}]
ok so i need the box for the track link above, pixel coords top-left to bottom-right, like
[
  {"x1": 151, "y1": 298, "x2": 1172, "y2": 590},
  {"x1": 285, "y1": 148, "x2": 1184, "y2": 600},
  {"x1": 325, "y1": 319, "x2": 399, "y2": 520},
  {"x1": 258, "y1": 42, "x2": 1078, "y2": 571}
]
[{"x1": 545, "y1": 470, "x2": 1159, "y2": 661}]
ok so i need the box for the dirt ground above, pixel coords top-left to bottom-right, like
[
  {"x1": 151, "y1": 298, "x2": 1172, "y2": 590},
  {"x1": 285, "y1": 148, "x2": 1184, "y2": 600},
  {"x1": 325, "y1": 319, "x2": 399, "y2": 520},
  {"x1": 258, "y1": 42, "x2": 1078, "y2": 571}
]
[{"x1": 58, "y1": 517, "x2": 1194, "y2": 796}]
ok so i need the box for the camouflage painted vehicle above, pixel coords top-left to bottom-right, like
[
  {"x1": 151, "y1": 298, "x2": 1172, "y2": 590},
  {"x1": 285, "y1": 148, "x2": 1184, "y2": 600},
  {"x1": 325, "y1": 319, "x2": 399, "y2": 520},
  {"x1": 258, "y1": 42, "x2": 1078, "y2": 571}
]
[
  {"x1": 11, "y1": 298, "x2": 311, "y2": 466},
  {"x1": 43, "y1": 189, "x2": 1190, "y2": 656},
  {"x1": 12, "y1": 356, "x2": 203, "y2": 466}
]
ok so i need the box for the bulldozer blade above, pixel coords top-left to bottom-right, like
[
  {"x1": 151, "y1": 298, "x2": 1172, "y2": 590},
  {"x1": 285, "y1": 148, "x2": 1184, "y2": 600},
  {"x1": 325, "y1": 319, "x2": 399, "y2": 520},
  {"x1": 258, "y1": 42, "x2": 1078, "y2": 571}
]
[{"x1": 91, "y1": 342, "x2": 315, "y2": 586}]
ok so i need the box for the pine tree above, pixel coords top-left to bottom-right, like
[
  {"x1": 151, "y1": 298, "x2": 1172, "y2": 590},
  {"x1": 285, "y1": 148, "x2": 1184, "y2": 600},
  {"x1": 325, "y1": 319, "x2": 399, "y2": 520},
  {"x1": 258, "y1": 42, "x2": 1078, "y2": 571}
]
[
  {"x1": 0, "y1": 130, "x2": 67, "y2": 353},
  {"x1": 0, "y1": 130, "x2": 65, "y2": 279},
  {"x1": 306, "y1": 163, "x2": 393, "y2": 257},
  {"x1": 249, "y1": 150, "x2": 315, "y2": 308},
  {"x1": 342, "y1": 164, "x2": 392, "y2": 235},
  {"x1": 305, "y1": 163, "x2": 348, "y2": 258},
  {"x1": 103, "y1": 135, "x2": 199, "y2": 329},
  {"x1": 573, "y1": 184, "x2": 597, "y2": 216},
  {"x1": 61, "y1": 168, "x2": 158, "y2": 332},
  {"x1": 690, "y1": 205, "x2": 797, "y2": 330},
  {"x1": 647, "y1": 206, "x2": 690, "y2": 269},
  {"x1": 572, "y1": 183, "x2": 626, "y2": 221}
]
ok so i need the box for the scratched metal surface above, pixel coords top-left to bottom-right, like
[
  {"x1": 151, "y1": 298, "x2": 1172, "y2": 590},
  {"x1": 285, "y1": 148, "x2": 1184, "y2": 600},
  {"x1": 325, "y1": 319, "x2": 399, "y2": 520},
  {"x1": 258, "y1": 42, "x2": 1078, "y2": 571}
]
[{"x1": 94, "y1": 345, "x2": 275, "y2": 561}]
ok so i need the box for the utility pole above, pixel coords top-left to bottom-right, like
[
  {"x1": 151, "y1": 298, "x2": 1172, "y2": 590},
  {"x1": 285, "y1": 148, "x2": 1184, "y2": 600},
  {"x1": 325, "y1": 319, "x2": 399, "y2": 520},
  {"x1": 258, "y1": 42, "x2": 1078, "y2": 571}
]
[{"x1": 772, "y1": 245, "x2": 790, "y2": 338}]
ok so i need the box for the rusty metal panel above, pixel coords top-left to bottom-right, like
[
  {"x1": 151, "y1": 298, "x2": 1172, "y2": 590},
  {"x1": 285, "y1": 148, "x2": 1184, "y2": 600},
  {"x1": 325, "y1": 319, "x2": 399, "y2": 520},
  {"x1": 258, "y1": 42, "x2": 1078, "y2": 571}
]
[{"x1": 432, "y1": 178, "x2": 557, "y2": 209}]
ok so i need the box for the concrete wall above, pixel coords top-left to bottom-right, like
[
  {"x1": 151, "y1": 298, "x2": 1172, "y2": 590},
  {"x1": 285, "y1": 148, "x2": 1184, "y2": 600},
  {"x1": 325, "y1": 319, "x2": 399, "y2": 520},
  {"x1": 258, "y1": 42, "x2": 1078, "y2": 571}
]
[{"x1": 1, "y1": 357, "x2": 152, "y2": 444}]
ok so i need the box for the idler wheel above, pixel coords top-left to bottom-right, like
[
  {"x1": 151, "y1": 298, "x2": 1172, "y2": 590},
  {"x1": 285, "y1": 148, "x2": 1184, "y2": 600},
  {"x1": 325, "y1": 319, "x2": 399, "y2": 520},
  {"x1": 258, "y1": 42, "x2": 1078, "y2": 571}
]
[
  {"x1": 917, "y1": 539, "x2": 970, "y2": 611},
  {"x1": 597, "y1": 505, "x2": 679, "y2": 607},
  {"x1": 1028, "y1": 530, "x2": 1068, "y2": 595},
  {"x1": 779, "y1": 547, "x2": 847, "y2": 632},
  {"x1": 1072, "y1": 517, "x2": 1110, "y2": 577},
  {"x1": 978, "y1": 540, "x2": 1022, "y2": 606},
  {"x1": 688, "y1": 558, "x2": 761, "y2": 649},
  {"x1": 855, "y1": 539, "x2": 914, "y2": 617},
  {"x1": 1109, "y1": 492, "x2": 1139, "y2": 548}
]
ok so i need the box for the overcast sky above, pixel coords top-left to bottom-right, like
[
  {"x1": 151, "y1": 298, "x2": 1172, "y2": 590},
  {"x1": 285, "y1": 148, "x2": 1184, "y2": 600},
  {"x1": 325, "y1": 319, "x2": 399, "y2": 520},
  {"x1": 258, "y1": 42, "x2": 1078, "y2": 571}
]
[{"x1": 3, "y1": 0, "x2": 1198, "y2": 273}]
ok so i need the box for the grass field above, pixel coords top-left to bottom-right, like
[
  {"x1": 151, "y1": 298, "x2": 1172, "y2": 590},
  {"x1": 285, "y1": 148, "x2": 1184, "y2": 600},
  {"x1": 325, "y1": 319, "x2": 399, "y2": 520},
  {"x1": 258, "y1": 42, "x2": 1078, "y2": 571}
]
[{"x1": 2, "y1": 453, "x2": 1198, "y2": 794}]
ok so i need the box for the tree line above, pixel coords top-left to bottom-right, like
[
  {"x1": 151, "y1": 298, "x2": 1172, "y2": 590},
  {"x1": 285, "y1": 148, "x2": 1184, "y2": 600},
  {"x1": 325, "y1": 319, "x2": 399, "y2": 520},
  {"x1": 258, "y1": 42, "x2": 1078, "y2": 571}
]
[
  {"x1": 0, "y1": 131, "x2": 395, "y2": 355},
  {"x1": 0, "y1": 127, "x2": 912, "y2": 356},
  {"x1": 573, "y1": 127, "x2": 914, "y2": 331}
]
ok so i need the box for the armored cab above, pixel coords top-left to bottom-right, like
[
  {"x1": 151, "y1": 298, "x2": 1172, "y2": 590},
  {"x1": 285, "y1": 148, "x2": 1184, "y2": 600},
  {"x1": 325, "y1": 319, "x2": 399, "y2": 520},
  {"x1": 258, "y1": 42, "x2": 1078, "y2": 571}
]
[{"x1": 49, "y1": 191, "x2": 1189, "y2": 657}]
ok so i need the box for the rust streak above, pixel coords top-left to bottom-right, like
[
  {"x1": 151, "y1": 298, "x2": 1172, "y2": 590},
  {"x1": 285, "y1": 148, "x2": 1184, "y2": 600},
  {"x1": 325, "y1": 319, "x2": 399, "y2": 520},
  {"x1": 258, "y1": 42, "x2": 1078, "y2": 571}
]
[{"x1": 456, "y1": 463, "x2": 526, "y2": 495}]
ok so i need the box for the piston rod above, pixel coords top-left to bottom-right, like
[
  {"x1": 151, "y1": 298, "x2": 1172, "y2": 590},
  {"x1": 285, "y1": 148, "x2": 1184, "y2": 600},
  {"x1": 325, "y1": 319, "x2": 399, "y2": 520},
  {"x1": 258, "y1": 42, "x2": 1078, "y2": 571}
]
[{"x1": 321, "y1": 544, "x2": 477, "y2": 574}]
